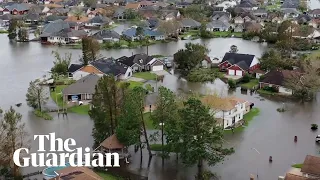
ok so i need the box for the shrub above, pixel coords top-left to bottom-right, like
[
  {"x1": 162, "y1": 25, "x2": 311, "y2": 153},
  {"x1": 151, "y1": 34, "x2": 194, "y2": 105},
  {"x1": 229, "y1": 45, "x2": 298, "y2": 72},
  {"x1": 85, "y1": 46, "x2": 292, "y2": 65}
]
[
  {"x1": 187, "y1": 69, "x2": 218, "y2": 82},
  {"x1": 242, "y1": 74, "x2": 251, "y2": 83},
  {"x1": 311, "y1": 124, "x2": 318, "y2": 130},
  {"x1": 263, "y1": 86, "x2": 277, "y2": 92},
  {"x1": 34, "y1": 110, "x2": 53, "y2": 120},
  {"x1": 228, "y1": 79, "x2": 236, "y2": 89},
  {"x1": 0, "y1": 108, "x2": 3, "y2": 114}
]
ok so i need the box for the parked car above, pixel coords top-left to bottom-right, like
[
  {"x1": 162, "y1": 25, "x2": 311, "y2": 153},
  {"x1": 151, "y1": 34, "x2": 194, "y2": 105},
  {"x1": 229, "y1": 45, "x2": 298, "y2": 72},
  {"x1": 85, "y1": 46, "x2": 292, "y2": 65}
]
[
  {"x1": 164, "y1": 58, "x2": 172, "y2": 68},
  {"x1": 316, "y1": 135, "x2": 320, "y2": 142}
]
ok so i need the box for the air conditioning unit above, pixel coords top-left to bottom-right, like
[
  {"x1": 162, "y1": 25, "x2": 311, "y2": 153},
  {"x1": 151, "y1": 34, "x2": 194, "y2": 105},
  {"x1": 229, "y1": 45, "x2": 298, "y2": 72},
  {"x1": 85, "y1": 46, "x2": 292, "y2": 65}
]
[{"x1": 278, "y1": 176, "x2": 285, "y2": 180}]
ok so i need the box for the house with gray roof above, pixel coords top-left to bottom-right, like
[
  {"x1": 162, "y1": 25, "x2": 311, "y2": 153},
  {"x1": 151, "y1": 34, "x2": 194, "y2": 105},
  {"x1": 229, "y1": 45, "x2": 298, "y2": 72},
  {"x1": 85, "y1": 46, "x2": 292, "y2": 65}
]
[
  {"x1": 206, "y1": 20, "x2": 230, "y2": 31},
  {"x1": 46, "y1": 28, "x2": 87, "y2": 44},
  {"x1": 113, "y1": 7, "x2": 125, "y2": 20},
  {"x1": 24, "y1": 13, "x2": 40, "y2": 25},
  {"x1": 90, "y1": 29, "x2": 120, "y2": 43},
  {"x1": 308, "y1": 9, "x2": 320, "y2": 18},
  {"x1": 253, "y1": 8, "x2": 267, "y2": 18},
  {"x1": 122, "y1": 27, "x2": 165, "y2": 41},
  {"x1": 281, "y1": 0, "x2": 299, "y2": 9},
  {"x1": 3, "y1": 3, "x2": 29, "y2": 15},
  {"x1": 62, "y1": 73, "x2": 100, "y2": 101},
  {"x1": 84, "y1": 15, "x2": 113, "y2": 28},
  {"x1": 69, "y1": 57, "x2": 133, "y2": 80},
  {"x1": 180, "y1": 18, "x2": 201, "y2": 30},
  {"x1": 212, "y1": 11, "x2": 231, "y2": 20},
  {"x1": 117, "y1": 53, "x2": 164, "y2": 72}
]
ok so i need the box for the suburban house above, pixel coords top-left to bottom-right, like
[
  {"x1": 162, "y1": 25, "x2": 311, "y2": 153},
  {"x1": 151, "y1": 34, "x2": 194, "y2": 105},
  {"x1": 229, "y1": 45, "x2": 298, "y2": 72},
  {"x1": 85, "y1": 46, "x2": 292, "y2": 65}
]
[
  {"x1": 201, "y1": 56, "x2": 220, "y2": 68},
  {"x1": 84, "y1": 15, "x2": 114, "y2": 28},
  {"x1": 234, "y1": 16, "x2": 244, "y2": 24},
  {"x1": 62, "y1": 73, "x2": 100, "y2": 101},
  {"x1": 90, "y1": 29, "x2": 120, "y2": 43},
  {"x1": 125, "y1": 2, "x2": 141, "y2": 10},
  {"x1": 234, "y1": 24, "x2": 244, "y2": 32},
  {"x1": 117, "y1": 53, "x2": 164, "y2": 72},
  {"x1": 280, "y1": 155, "x2": 320, "y2": 180},
  {"x1": 308, "y1": 9, "x2": 320, "y2": 18},
  {"x1": 45, "y1": 28, "x2": 87, "y2": 44},
  {"x1": 180, "y1": 18, "x2": 201, "y2": 30},
  {"x1": 39, "y1": 19, "x2": 73, "y2": 43},
  {"x1": 2, "y1": 3, "x2": 29, "y2": 15},
  {"x1": 218, "y1": 52, "x2": 259, "y2": 76},
  {"x1": 68, "y1": 57, "x2": 133, "y2": 80},
  {"x1": 206, "y1": 20, "x2": 230, "y2": 31},
  {"x1": 49, "y1": 166, "x2": 102, "y2": 180},
  {"x1": 159, "y1": 9, "x2": 181, "y2": 21},
  {"x1": 201, "y1": 96, "x2": 251, "y2": 129},
  {"x1": 253, "y1": 8, "x2": 268, "y2": 18},
  {"x1": 212, "y1": 11, "x2": 231, "y2": 21},
  {"x1": 122, "y1": 27, "x2": 165, "y2": 41},
  {"x1": 113, "y1": 7, "x2": 126, "y2": 20},
  {"x1": 24, "y1": 13, "x2": 40, "y2": 25},
  {"x1": 259, "y1": 70, "x2": 300, "y2": 95}
]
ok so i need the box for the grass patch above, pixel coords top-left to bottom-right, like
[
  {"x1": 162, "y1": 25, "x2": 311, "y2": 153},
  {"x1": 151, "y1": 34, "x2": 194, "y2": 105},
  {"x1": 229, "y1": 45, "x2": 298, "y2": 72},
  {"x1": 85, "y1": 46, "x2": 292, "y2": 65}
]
[
  {"x1": 96, "y1": 170, "x2": 123, "y2": 180},
  {"x1": 257, "y1": 89, "x2": 277, "y2": 95},
  {"x1": 240, "y1": 79, "x2": 259, "y2": 89},
  {"x1": 128, "y1": 81, "x2": 143, "y2": 89},
  {"x1": 145, "y1": 84, "x2": 153, "y2": 92},
  {"x1": 292, "y1": 164, "x2": 303, "y2": 168},
  {"x1": 0, "y1": 30, "x2": 8, "y2": 33},
  {"x1": 143, "y1": 112, "x2": 155, "y2": 130},
  {"x1": 150, "y1": 144, "x2": 167, "y2": 151},
  {"x1": 133, "y1": 72, "x2": 157, "y2": 80},
  {"x1": 34, "y1": 110, "x2": 53, "y2": 120},
  {"x1": 224, "y1": 108, "x2": 260, "y2": 134},
  {"x1": 187, "y1": 68, "x2": 224, "y2": 82},
  {"x1": 180, "y1": 30, "x2": 199, "y2": 39},
  {"x1": 151, "y1": 54, "x2": 166, "y2": 58},
  {"x1": 211, "y1": 31, "x2": 242, "y2": 38},
  {"x1": 69, "y1": 105, "x2": 90, "y2": 115}
]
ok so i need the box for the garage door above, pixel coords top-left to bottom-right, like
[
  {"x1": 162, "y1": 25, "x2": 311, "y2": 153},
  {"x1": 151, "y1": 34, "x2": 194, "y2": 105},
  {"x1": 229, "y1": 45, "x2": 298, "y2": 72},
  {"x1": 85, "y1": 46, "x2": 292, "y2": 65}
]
[
  {"x1": 152, "y1": 65, "x2": 163, "y2": 71},
  {"x1": 228, "y1": 69, "x2": 235, "y2": 75},
  {"x1": 236, "y1": 70, "x2": 242, "y2": 76}
]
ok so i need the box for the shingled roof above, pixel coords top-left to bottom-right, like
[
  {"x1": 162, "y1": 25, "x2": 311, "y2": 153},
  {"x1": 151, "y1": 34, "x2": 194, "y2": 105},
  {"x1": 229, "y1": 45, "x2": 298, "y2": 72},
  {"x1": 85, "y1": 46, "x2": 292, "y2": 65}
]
[
  {"x1": 221, "y1": 53, "x2": 255, "y2": 71},
  {"x1": 62, "y1": 74, "x2": 100, "y2": 95},
  {"x1": 259, "y1": 70, "x2": 300, "y2": 86},
  {"x1": 100, "y1": 134, "x2": 124, "y2": 150},
  {"x1": 50, "y1": 167, "x2": 102, "y2": 180}
]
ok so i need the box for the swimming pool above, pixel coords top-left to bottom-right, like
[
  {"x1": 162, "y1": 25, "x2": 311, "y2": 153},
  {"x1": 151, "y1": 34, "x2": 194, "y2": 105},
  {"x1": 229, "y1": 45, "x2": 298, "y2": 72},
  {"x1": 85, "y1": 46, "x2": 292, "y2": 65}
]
[{"x1": 42, "y1": 162, "x2": 71, "y2": 179}]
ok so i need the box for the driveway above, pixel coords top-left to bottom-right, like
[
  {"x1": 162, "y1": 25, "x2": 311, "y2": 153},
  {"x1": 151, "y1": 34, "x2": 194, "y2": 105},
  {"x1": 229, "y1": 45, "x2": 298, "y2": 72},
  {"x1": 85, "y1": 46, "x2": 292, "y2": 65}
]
[{"x1": 127, "y1": 77, "x2": 146, "y2": 82}]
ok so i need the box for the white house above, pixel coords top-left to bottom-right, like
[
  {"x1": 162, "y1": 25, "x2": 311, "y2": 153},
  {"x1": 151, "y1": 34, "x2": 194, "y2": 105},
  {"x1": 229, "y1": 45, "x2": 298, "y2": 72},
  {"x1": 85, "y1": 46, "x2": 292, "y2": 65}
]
[{"x1": 202, "y1": 96, "x2": 250, "y2": 129}]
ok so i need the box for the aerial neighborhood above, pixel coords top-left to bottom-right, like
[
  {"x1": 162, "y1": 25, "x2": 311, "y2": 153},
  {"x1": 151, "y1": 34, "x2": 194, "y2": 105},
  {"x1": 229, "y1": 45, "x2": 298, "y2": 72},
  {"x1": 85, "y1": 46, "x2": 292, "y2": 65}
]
[{"x1": 1, "y1": 0, "x2": 320, "y2": 179}]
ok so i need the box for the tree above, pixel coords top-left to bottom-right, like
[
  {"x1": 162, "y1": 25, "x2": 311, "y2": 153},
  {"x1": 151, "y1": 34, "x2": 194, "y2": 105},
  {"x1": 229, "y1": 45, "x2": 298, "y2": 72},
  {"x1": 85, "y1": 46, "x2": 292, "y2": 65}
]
[
  {"x1": 124, "y1": 9, "x2": 140, "y2": 20},
  {"x1": 152, "y1": 87, "x2": 180, "y2": 165},
  {"x1": 174, "y1": 43, "x2": 208, "y2": 76},
  {"x1": 82, "y1": 37, "x2": 100, "y2": 65},
  {"x1": 132, "y1": 86, "x2": 153, "y2": 158},
  {"x1": 0, "y1": 107, "x2": 29, "y2": 178},
  {"x1": 83, "y1": 0, "x2": 97, "y2": 7},
  {"x1": 26, "y1": 79, "x2": 48, "y2": 112},
  {"x1": 229, "y1": 45, "x2": 238, "y2": 53},
  {"x1": 200, "y1": 23, "x2": 212, "y2": 38},
  {"x1": 178, "y1": 98, "x2": 234, "y2": 177},
  {"x1": 18, "y1": 27, "x2": 28, "y2": 42},
  {"x1": 259, "y1": 49, "x2": 295, "y2": 70},
  {"x1": 8, "y1": 19, "x2": 18, "y2": 40},
  {"x1": 71, "y1": 7, "x2": 84, "y2": 20},
  {"x1": 286, "y1": 61, "x2": 320, "y2": 101},
  {"x1": 116, "y1": 89, "x2": 141, "y2": 147},
  {"x1": 89, "y1": 76, "x2": 127, "y2": 147},
  {"x1": 51, "y1": 50, "x2": 72, "y2": 76},
  {"x1": 135, "y1": 26, "x2": 144, "y2": 40},
  {"x1": 158, "y1": 20, "x2": 181, "y2": 38}
]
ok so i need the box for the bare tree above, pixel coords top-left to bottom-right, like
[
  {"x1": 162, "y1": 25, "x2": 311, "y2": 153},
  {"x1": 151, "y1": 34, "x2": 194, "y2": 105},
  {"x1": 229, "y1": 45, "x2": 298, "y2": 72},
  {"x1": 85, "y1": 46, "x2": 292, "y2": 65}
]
[{"x1": 158, "y1": 20, "x2": 181, "y2": 37}]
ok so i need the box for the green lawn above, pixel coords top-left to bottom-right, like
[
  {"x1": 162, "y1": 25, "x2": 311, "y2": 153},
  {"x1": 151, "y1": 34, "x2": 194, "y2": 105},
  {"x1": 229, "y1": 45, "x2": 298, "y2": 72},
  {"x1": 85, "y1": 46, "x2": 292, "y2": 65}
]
[
  {"x1": 212, "y1": 31, "x2": 242, "y2": 38},
  {"x1": 128, "y1": 81, "x2": 143, "y2": 89},
  {"x1": 133, "y1": 72, "x2": 157, "y2": 80},
  {"x1": 96, "y1": 171, "x2": 122, "y2": 180},
  {"x1": 144, "y1": 112, "x2": 155, "y2": 129},
  {"x1": 150, "y1": 144, "x2": 167, "y2": 151},
  {"x1": 257, "y1": 89, "x2": 277, "y2": 95},
  {"x1": 240, "y1": 79, "x2": 259, "y2": 89},
  {"x1": 69, "y1": 105, "x2": 90, "y2": 115},
  {"x1": 292, "y1": 164, "x2": 303, "y2": 168},
  {"x1": 180, "y1": 30, "x2": 199, "y2": 39},
  {"x1": 224, "y1": 108, "x2": 260, "y2": 134}
]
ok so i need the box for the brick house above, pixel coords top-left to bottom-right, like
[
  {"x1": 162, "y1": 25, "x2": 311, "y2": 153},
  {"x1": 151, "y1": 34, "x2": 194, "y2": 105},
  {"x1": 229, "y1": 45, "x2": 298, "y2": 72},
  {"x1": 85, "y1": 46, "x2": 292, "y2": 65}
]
[
  {"x1": 259, "y1": 70, "x2": 300, "y2": 95},
  {"x1": 218, "y1": 52, "x2": 259, "y2": 77}
]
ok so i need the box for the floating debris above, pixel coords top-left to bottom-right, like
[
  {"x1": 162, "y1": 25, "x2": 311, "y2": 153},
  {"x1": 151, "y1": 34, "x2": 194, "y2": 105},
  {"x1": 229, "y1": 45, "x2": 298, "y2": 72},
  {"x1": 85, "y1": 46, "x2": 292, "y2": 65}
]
[{"x1": 16, "y1": 103, "x2": 22, "y2": 107}]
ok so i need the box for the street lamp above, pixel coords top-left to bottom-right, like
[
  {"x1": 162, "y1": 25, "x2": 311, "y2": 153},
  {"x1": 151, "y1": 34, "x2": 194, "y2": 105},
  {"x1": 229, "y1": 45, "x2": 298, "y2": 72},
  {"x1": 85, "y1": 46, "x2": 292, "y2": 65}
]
[{"x1": 251, "y1": 147, "x2": 261, "y2": 178}]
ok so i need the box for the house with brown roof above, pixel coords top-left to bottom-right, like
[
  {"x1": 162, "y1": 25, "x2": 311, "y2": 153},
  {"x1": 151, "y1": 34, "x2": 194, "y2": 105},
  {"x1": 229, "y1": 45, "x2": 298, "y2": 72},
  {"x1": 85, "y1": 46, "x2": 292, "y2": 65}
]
[
  {"x1": 94, "y1": 134, "x2": 127, "y2": 159},
  {"x1": 49, "y1": 167, "x2": 102, "y2": 180},
  {"x1": 259, "y1": 70, "x2": 300, "y2": 95},
  {"x1": 202, "y1": 96, "x2": 251, "y2": 129},
  {"x1": 125, "y1": 3, "x2": 141, "y2": 10},
  {"x1": 283, "y1": 173, "x2": 313, "y2": 180},
  {"x1": 65, "y1": 16, "x2": 90, "y2": 24}
]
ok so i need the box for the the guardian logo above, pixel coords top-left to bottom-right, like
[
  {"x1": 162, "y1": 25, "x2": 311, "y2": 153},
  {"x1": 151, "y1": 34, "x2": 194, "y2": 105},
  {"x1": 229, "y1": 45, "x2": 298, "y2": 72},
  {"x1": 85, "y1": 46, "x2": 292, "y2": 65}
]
[{"x1": 13, "y1": 133, "x2": 120, "y2": 167}]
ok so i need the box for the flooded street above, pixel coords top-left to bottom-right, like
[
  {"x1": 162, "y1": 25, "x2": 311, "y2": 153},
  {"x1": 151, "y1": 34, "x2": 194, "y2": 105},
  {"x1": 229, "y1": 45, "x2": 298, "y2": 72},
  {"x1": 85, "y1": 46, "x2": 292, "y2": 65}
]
[{"x1": 0, "y1": 34, "x2": 319, "y2": 180}]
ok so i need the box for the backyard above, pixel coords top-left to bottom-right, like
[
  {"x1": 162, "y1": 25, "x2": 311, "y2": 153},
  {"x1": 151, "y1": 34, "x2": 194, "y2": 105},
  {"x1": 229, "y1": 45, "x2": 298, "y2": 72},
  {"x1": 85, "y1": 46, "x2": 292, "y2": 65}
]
[
  {"x1": 133, "y1": 72, "x2": 157, "y2": 80},
  {"x1": 240, "y1": 79, "x2": 259, "y2": 89}
]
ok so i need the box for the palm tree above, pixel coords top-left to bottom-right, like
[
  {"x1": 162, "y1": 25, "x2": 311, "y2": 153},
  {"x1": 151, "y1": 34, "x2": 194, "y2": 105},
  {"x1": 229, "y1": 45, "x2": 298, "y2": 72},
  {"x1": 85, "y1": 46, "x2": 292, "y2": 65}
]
[{"x1": 72, "y1": 7, "x2": 84, "y2": 20}]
